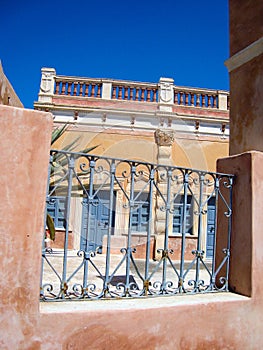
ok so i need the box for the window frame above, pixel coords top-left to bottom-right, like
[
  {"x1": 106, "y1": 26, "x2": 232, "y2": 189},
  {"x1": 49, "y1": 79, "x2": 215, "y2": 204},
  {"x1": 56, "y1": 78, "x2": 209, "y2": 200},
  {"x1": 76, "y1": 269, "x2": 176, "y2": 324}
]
[
  {"x1": 172, "y1": 195, "x2": 193, "y2": 236},
  {"x1": 130, "y1": 192, "x2": 150, "y2": 233},
  {"x1": 46, "y1": 196, "x2": 66, "y2": 229}
]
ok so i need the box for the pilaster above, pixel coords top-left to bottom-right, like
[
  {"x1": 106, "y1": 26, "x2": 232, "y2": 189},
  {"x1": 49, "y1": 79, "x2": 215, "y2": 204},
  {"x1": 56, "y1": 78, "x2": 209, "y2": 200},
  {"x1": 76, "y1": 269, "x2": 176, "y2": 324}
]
[
  {"x1": 154, "y1": 129, "x2": 174, "y2": 259},
  {"x1": 38, "y1": 67, "x2": 56, "y2": 103},
  {"x1": 218, "y1": 90, "x2": 228, "y2": 110},
  {"x1": 158, "y1": 77, "x2": 174, "y2": 112},
  {"x1": 101, "y1": 81, "x2": 112, "y2": 100}
]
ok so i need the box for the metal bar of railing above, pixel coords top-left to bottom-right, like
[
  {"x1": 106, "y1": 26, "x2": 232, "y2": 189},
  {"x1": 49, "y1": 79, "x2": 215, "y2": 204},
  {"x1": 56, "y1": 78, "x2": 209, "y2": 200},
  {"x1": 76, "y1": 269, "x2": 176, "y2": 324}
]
[
  {"x1": 161, "y1": 168, "x2": 172, "y2": 293},
  {"x1": 82, "y1": 158, "x2": 95, "y2": 294},
  {"x1": 61, "y1": 154, "x2": 74, "y2": 298},
  {"x1": 194, "y1": 172, "x2": 204, "y2": 291},
  {"x1": 179, "y1": 170, "x2": 189, "y2": 292},
  {"x1": 144, "y1": 166, "x2": 154, "y2": 293},
  {"x1": 104, "y1": 161, "x2": 116, "y2": 295},
  {"x1": 125, "y1": 163, "x2": 136, "y2": 295}
]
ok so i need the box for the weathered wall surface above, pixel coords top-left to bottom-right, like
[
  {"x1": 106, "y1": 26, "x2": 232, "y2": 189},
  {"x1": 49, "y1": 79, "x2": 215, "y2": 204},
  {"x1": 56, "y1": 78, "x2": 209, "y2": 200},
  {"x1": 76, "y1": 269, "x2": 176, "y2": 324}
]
[
  {"x1": 227, "y1": 0, "x2": 263, "y2": 155},
  {"x1": 0, "y1": 106, "x2": 262, "y2": 349},
  {"x1": 1, "y1": 0, "x2": 263, "y2": 347},
  {"x1": 0, "y1": 63, "x2": 23, "y2": 107},
  {"x1": 39, "y1": 296, "x2": 258, "y2": 350},
  {"x1": 229, "y1": 0, "x2": 263, "y2": 55},
  {"x1": 229, "y1": 54, "x2": 263, "y2": 155},
  {"x1": 53, "y1": 126, "x2": 229, "y2": 174},
  {"x1": 37, "y1": 151, "x2": 263, "y2": 350},
  {"x1": 0, "y1": 105, "x2": 53, "y2": 349}
]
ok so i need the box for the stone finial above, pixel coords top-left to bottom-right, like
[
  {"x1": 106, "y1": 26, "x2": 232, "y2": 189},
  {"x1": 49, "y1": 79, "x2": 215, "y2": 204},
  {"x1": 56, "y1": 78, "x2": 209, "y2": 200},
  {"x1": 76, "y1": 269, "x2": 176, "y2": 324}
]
[
  {"x1": 38, "y1": 68, "x2": 56, "y2": 103},
  {"x1": 158, "y1": 77, "x2": 174, "y2": 104},
  {"x1": 154, "y1": 129, "x2": 175, "y2": 146}
]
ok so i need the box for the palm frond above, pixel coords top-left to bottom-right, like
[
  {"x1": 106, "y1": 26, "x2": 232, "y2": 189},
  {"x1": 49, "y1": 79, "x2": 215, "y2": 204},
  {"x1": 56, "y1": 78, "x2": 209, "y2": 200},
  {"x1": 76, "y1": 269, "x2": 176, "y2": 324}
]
[{"x1": 51, "y1": 124, "x2": 68, "y2": 145}]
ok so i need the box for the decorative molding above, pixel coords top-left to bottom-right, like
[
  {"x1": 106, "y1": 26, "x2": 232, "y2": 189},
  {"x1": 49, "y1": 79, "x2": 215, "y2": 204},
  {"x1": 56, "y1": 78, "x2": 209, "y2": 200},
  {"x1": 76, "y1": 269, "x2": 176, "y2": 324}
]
[
  {"x1": 225, "y1": 36, "x2": 263, "y2": 72},
  {"x1": 154, "y1": 129, "x2": 175, "y2": 146}
]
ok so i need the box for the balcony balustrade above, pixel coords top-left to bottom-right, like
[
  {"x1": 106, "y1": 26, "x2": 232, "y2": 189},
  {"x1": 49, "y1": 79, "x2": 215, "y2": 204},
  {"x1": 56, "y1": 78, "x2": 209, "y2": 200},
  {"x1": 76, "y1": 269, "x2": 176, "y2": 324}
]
[
  {"x1": 41, "y1": 150, "x2": 233, "y2": 301},
  {"x1": 38, "y1": 70, "x2": 229, "y2": 111}
]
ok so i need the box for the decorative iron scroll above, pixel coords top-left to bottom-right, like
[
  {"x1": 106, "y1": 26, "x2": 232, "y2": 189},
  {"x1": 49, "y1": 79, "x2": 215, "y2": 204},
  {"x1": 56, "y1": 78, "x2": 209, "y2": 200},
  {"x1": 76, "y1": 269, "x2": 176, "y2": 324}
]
[{"x1": 41, "y1": 150, "x2": 233, "y2": 301}]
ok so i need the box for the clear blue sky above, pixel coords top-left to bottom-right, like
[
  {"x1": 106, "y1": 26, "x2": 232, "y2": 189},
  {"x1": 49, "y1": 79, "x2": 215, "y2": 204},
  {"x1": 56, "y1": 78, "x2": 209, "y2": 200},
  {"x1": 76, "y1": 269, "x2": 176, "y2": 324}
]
[{"x1": 1, "y1": 0, "x2": 229, "y2": 108}]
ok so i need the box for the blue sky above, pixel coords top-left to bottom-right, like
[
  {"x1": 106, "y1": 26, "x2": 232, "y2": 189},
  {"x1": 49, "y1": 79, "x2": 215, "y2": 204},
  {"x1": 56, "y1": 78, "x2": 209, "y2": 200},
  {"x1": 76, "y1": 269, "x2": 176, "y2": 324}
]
[{"x1": 1, "y1": 0, "x2": 229, "y2": 108}]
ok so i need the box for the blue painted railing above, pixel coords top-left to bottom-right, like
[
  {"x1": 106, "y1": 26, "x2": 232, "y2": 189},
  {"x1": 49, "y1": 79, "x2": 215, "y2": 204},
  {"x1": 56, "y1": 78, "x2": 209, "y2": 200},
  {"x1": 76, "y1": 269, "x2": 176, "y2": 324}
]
[{"x1": 41, "y1": 150, "x2": 233, "y2": 301}]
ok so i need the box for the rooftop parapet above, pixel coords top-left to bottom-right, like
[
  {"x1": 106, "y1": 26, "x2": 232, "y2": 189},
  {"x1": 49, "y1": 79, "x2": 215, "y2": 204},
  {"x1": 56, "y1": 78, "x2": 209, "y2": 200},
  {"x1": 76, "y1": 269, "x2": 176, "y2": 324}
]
[{"x1": 36, "y1": 68, "x2": 229, "y2": 112}]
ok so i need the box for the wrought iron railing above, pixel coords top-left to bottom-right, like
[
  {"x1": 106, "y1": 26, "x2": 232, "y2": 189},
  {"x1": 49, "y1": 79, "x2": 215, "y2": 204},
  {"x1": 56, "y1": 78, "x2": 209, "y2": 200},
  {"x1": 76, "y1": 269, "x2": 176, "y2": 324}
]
[{"x1": 40, "y1": 150, "x2": 233, "y2": 301}]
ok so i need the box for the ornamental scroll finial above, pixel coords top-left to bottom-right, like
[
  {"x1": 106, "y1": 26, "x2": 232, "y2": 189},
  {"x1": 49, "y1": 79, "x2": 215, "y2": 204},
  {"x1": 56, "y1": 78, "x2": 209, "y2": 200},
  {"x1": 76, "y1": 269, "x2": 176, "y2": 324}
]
[{"x1": 154, "y1": 129, "x2": 175, "y2": 146}]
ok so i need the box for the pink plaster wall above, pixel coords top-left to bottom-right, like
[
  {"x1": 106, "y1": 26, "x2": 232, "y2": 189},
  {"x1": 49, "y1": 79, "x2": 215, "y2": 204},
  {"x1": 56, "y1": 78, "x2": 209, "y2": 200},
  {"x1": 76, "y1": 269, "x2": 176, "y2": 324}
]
[
  {"x1": 39, "y1": 297, "x2": 262, "y2": 350},
  {"x1": 229, "y1": 0, "x2": 263, "y2": 156},
  {"x1": 217, "y1": 152, "x2": 263, "y2": 298},
  {"x1": 36, "y1": 151, "x2": 263, "y2": 350},
  {"x1": 0, "y1": 105, "x2": 53, "y2": 349},
  {"x1": 229, "y1": 0, "x2": 263, "y2": 55},
  {"x1": 1, "y1": 107, "x2": 263, "y2": 349},
  {"x1": 229, "y1": 54, "x2": 263, "y2": 155}
]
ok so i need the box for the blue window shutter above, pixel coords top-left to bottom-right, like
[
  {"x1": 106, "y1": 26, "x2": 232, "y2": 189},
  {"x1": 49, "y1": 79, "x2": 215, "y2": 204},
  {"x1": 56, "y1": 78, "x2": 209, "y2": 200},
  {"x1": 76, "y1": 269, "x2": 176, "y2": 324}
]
[
  {"x1": 47, "y1": 197, "x2": 66, "y2": 228},
  {"x1": 172, "y1": 195, "x2": 193, "y2": 235}
]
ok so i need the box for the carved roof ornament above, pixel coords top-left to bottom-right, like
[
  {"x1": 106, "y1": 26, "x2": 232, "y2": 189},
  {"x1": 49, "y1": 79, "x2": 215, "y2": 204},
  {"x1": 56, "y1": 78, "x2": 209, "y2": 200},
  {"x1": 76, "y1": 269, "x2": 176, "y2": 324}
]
[
  {"x1": 159, "y1": 77, "x2": 174, "y2": 103},
  {"x1": 40, "y1": 68, "x2": 56, "y2": 94},
  {"x1": 155, "y1": 129, "x2": 175, "y2": 146}
]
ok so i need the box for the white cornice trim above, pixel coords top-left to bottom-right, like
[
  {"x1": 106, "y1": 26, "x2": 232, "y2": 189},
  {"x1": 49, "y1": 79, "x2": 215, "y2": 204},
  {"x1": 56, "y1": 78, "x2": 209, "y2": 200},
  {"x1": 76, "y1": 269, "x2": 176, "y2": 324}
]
[{"x1": 225, "y1": 36, "x2": 263, "y2": 72}]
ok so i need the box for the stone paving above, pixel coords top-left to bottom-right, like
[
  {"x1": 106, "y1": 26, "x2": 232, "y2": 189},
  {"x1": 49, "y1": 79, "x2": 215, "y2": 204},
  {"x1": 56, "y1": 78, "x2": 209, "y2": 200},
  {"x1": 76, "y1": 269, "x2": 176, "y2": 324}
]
[{"x1": 42, "y1": 249, "x2": 214, "y2": 298}]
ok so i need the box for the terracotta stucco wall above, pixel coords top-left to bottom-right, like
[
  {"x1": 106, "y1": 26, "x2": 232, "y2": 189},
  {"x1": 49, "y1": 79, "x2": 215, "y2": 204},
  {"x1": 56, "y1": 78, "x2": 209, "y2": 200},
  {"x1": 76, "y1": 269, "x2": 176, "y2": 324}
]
[
  {"x1": 229, "y1": 54, "x2": 263, "y2": 155},
  {"x1": 228, "y1": 0, "x2": 263, "y2": 155},
  {"x1": 229, "y1": 0, "x2": 263, "y2": 55},
  {"x1": 38, "y1": 152, "x2": 263, "y2": 350},
  {"x1": 0, "y1": 105, "x2": 52, "y2": 349},
  {"x1": 1, "y1": 105, "x2": 263, "y2": 349}
]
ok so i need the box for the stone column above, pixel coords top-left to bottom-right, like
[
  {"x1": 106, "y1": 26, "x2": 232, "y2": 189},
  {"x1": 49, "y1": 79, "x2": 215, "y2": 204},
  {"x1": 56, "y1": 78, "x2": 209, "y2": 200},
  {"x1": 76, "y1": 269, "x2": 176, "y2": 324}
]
[
  {"x1": 38, "y1": 67, "x2": 56, "y2": 103},
  {"x1": 154, "y1": 129, "x2": 175, "y2": 260}
]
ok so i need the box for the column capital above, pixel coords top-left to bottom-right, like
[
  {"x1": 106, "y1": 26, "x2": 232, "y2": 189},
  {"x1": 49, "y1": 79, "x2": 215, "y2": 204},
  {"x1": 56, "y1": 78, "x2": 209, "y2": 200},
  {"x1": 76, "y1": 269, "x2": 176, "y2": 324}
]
[{"x1": 154, "y1": 129, "x2": 175, "y2": 146}]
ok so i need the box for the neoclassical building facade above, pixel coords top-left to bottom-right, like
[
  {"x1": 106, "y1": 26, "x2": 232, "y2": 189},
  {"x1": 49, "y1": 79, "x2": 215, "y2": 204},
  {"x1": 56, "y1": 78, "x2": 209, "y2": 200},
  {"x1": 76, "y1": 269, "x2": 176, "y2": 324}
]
[{"x1": 34, "y1": 68, "x2": 229, "y2": 260}]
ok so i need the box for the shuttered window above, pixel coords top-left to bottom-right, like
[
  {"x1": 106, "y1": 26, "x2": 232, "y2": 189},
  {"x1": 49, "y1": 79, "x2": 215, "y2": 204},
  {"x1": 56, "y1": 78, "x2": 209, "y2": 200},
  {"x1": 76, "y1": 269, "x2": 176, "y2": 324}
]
[{"x1": 47, "y1": 197, "x2": 66, "y2": 228}]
